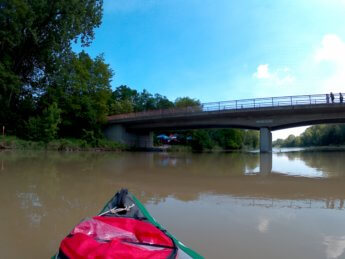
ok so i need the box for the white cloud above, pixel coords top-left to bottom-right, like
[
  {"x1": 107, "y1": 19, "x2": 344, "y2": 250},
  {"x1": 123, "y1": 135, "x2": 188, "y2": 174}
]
[
  {"x1": 253, "y1": 64, "x2": 295, "y2": 86},
  {"x1": 314, "y1": 34, "x2": 345, "y2": 93},
  {"x1": 255, "y1": 64, "x2": 271, "y2": 79},
  {"x1": 315, "y1": 34, "x2": 345, "y2": 64}
]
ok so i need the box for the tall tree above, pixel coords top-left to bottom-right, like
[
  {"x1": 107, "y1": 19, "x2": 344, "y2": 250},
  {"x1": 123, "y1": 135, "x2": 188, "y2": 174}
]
[
  {"x1": 0, "y1": 0, "x2": 103, "y2": 134},
  {"x1": 109, "y1": 86, "x2": 174, "y2": 114},
  {"x1": 210, "y1": 129, "x2": 244, "y2": 150},
  {"x1": 43, "y1": 51, "x2": 112, "y2": 138},
  {"x1": 153, "y1": 94, "x2": 174, "y2": 109},
  {"x1": 26, "y1": 102, "x2": 61, "y2": 142},
  {"x1": 175, "y1": 97, "x2": 201, "y2": 108},
  {"x1": 109, "y1": 85, "x2": 137, "y2": 115}
]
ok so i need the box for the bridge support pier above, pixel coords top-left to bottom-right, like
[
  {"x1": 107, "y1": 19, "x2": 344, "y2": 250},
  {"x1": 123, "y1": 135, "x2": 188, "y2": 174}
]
[
  {"x1": 260, "y1": 153, "x2": 272, "y2": 173},
  {"x1": 104, "y1": 125, "x2": 153, "y2": 149},
  {"x1": 260, "y1": 128, "x2": 272, "y2": 153}
]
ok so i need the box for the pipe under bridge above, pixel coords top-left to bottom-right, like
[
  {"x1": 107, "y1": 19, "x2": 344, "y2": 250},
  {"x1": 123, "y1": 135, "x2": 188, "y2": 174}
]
[{"x1": 104, "y1": 93, "x2": 345, "y2": 152}]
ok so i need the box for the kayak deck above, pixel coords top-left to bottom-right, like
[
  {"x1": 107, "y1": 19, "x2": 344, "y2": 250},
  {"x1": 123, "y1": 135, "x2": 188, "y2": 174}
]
[{"x1": 54, "y1": 189, "x2": 203, "y2": 259}]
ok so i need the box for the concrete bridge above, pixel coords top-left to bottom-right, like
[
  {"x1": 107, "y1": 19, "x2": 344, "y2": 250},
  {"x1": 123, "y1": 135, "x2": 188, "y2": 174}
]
[{"x1": 104, "y1": 93, "x2": 345, "y2": 152}]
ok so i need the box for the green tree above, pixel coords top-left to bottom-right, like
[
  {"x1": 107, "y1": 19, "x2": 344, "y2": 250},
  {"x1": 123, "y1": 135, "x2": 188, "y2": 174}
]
[
  {"x1": 26, "y1": 102, "x2": 61, "y2": 142},
  {"x1": 112, "y1": 85, "x2": 138, "y2": 103},
  {"x1": 273, "y1": 138, "x2": 284, "y2": 147},
  {"x1": 190, "y1": 130, "x2": 214, "y2": 152},
  {"x1": 175, "y1": 97, "x2": 201, "y2": 108},
  {"x1": 43, "y1": 51, "x2": 112, "y2": 138},
  {"x1": 153, "y1": 94, "x2": 174, "y2": 109},
  {"x1": 134, "y1": 90, "x2": 156, "y2": 111},
  {"x1": 134, "y1": 90, "x2": 174, "y2": 111},
  {"x1": 243, "y1": 130, "x2": 259, "y2": 149},
  {"x1": 209, "y1": 129, "x2": 244, "y2": 150},
  {"x1": 109, "y1": 99, "x2": 134, "y2": 115},
  {"x1": 0, "y1": 0, "x2": 103, "y2": 135},
  {"x1": 299, "y1": 124, "x2": 345, "y2": 147},
  {"x1": 109, "y1": 86, "x2": 174, "y2": 114},
  {"x1": 109, "y1": 85, "x2": 137, "y2": 114}
]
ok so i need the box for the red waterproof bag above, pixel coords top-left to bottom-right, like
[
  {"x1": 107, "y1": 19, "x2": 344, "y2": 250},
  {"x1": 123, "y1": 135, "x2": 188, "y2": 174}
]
[{"x1": 60, "y1": 216, "x2": 176, "y2": 259}]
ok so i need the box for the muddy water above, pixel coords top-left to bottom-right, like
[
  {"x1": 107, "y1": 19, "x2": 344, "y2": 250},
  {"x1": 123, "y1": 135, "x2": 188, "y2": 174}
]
[{"x1": 0, "y1": 150, "x2": 345, "y2": 259}]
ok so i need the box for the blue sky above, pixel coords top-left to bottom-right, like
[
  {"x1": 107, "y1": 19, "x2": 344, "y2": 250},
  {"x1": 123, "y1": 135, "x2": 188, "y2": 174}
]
[{"x1": 74, "y1": 0, "x2": 345, "y2": 139}]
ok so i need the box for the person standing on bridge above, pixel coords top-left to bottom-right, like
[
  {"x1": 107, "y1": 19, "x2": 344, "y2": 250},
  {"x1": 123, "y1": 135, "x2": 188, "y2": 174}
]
[
  {"x1": 330, "y1": 92, "x2": 335, "y2": 103},
  {"x1": 340, "y1": 93, "x2": 343, "y2": 103},
  {"x1": 326, "y1": 94, "x2": 330, "y2": 104}
]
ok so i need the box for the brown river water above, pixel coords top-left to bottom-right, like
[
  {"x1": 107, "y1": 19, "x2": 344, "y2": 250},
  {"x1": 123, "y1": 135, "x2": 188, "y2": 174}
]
[{"x1": 0, "y1": 150, "x2": 345, "y2": 259}]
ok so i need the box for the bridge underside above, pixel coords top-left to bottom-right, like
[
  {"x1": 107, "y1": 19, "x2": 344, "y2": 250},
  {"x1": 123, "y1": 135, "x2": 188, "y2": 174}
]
[
  {"x1": 104, "y1": 125, "x2": 154, "y2": 149},
  {"x1": 105, "y1": 103, "x2": 345, "y2": 152},
  {"x1": 104, "y1": 124, "x2": 274, "y2": 152}
]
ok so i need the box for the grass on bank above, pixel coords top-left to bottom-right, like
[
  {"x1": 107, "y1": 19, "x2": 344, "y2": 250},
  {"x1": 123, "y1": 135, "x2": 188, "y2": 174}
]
[{"x1": 0, "y1": 135, "x2": 126, "y2": 151}]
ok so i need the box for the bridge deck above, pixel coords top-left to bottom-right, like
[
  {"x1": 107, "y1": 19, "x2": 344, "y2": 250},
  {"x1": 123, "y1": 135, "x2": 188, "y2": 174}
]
[{"x1": 108, "y1": 93, "x2": 345, "y2": 130}]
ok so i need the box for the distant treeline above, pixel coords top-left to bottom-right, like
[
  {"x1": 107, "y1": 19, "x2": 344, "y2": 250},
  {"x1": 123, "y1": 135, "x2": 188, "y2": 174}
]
[
  {"x1": 274, "y1": 124, "x2": 345, "y2": 147},
  {"x1": 0, "y1": 0, "x2": 259, "y2": 150}
]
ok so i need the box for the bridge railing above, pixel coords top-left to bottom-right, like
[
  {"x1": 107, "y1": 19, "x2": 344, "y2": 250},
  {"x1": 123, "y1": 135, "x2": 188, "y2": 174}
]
[
  {"x1": 108, "y1": 93, "x2": 345, "y2": 121},
  {"x1": 201, "y1": 94, "x2": 341, "y2": 111}
]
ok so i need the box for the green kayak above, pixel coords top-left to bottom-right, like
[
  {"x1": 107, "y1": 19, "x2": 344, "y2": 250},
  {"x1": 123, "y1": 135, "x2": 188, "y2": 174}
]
[{"x1": 54, "y1": 189, "x2": 203, "y2": 258}]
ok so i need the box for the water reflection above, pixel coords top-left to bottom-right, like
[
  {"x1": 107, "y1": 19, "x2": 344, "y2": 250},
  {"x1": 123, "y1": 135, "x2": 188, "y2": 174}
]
[
  {"x1": 259, "y1": 153, "x2": 272, "y2": 174},
  {"x1": 324, "y1": 236, "x2": 345, "y2": 259},
  {"x1": 146, "y1": 195, "x2": 345, "y2": 259},
  {"x1": 257, "y1": 217, "x2": 269, "y2": 233},
  {"x1": 1, "y1": 150, "x2": 345, "y2": 258},
  {"x1": 244, "y1": 151, "x2": 345, "y2": 178}
]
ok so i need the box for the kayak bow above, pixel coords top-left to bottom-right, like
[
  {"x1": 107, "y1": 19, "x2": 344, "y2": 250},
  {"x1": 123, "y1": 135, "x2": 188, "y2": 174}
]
[{"x1": 54, "y1": 189, "x2": 203, "y2": 259}]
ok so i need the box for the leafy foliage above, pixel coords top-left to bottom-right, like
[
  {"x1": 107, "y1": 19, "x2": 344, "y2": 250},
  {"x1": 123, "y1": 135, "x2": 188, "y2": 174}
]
[
  {"x1": 158, "y1": 128, "x2": 259, "y2": 152},
  {"x1": 109, "y1": 85, "x2": 174, "y2": 114},
  {"x1": 26, "y1": 102, "x2": 61, "y2": 142},
  {"x1": 190, "y1": 130, "x2": 214, "y2": 152},
  {"x1": 42, "y1": 51, "x2": 113, "y2": 138},
  {"x1": 243, "y1": 130, "x2": 260, "y2": 149},
  {"x1": 273, "y1": 124, "x2": 345, "y2": 147},
  {"x1": 174, "y1": 97, "x2": 201, "y2": 108},
  {"x1": 209, "y1": 129, "x2": 243, "y2": 150},
  {"x1": 0, "y1": 0, "x2": 103, "y2": 135}
]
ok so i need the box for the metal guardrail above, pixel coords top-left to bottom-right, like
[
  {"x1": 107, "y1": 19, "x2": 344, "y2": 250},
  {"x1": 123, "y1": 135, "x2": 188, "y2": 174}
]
[{"x1": 108, "y1": 93, "x2": 345, "y2": 121}]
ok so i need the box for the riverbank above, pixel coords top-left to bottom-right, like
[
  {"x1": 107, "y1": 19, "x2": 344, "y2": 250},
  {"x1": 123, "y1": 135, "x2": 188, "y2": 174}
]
[
  {"x1": 0, "y1": 136, "x2": 257, "y2": 153},
  {"x1": 6, "y1": 135, "x2": 343, "y2": 153},
  {"x1": 0, "y1": 136, "x2": 126, "y2": 152}
]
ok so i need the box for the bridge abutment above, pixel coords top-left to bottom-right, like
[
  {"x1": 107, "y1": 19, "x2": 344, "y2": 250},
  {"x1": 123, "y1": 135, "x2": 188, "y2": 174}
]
[
  {"x1": 260, "y1": 128, "x2": 272, "y2": 153},
  {"x1": 104, "y1": 125, "x2": 153, "y2": 149}
]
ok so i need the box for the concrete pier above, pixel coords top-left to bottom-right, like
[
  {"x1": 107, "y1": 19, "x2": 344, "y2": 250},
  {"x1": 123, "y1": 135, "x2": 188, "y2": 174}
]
[
  {"x1": 260, "y1": 128, "x2": 272, "y2": 153},
  {"x1": 260, "y1": 153, "x2": 272, "y2": 174}
]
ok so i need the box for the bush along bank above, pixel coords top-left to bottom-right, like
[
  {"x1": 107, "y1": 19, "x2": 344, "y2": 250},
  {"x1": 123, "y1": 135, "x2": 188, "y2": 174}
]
[{"x1": 0, "y1": 136, "x2": 126, "y2": 152}]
